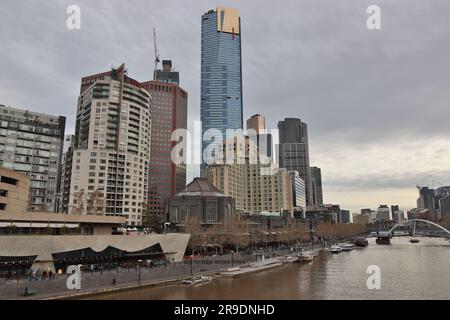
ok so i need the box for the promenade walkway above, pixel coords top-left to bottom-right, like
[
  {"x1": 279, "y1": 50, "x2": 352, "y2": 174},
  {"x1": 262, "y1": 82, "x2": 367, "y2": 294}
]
[{"x1": 0, "y1": 243, "x2": 324, "y2": 300}]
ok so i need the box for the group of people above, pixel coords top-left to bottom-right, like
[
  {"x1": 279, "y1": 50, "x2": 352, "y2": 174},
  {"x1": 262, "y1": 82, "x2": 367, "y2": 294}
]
[{"x1": 28, "y1": 268, "x2": 56, "y2": 282}]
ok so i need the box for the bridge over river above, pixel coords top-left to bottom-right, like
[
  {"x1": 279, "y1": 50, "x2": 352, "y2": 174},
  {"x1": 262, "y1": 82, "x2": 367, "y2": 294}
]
[{"x1": 371, "y1": 219, "x2": 450, "y2": 239}]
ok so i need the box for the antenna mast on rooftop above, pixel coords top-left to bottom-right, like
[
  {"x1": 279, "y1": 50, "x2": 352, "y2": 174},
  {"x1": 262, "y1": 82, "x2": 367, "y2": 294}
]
[{"x1": 153, "y1": 27, "x2": 161, "y2": 80}]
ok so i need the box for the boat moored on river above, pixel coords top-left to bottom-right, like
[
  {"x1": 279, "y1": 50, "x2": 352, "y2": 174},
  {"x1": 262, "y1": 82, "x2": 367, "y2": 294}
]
[
  {"x1": 331, "y1": 246, "x2": 342, "y2": 253},
  {"x1": 182, "y1": 275, "x2": 212, "y2": 286},
  {"x1": 352, "y1": 237, "x2": 369, "y2": 247},
  {"x1": 342, "y1": 244, "x2": 355, "y2": 251},
  {"x1": 376, "y1": 235, "x2": 391, "y2": 245}
]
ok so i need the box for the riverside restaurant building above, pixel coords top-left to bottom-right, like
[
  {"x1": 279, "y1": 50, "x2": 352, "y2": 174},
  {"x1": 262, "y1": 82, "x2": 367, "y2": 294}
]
[{"x1": 0, "y1": 168, "x2": 189, "y2": 278}]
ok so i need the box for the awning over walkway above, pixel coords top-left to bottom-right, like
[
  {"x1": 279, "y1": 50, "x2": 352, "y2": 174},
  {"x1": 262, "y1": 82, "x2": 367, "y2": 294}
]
[{"x1": 0, "y1": 222, "x2": 79, "y2": 228}]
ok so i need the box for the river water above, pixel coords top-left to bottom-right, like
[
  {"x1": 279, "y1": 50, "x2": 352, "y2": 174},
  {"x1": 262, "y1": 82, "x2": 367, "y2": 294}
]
[{"x1": 92, "y1": 237, "x2": 450, "y2": 300}]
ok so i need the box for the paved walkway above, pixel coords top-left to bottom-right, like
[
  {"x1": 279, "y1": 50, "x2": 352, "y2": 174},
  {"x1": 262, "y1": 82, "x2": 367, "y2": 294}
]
[{"x1": 0, "y1": 244, "x2": 324, "y2": 300}]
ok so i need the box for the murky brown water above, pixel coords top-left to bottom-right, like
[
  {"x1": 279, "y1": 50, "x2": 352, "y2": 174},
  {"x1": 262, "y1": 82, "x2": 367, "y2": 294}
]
[{"x1": 91, "y1": 237, "x2": 450, "y2": 300}]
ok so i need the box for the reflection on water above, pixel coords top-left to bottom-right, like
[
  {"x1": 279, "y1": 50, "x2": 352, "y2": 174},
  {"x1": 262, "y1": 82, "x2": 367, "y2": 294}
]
[{"x1": 90, "y1": 237, "x2": 450, "y2": 300}]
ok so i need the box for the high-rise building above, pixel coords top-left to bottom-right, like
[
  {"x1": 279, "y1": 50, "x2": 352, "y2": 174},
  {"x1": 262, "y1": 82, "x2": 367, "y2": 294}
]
[
  {"x1": 0, "y1": 105, "x2": 66, "y2": 212},
  {"x1": 246, "y1": 114, "x2": 272, "y2": 159},
  {"x1": 201, "y1": 7, "x2": 243, "y2": 171},
  {"x1": 289, "y1": 171, "x2": 306, "y2": 212},
  {"x1": 57, "y1": 134, "x2": 75, "y2": 213},
  {"x1": 205, "y1": 134, "x2": 293, "y2": 215},
  {"x1": 278, "y1": 118, "x2": 312, "y2": 206},
  {"x1": 207, "y1": 163, "x2": 293, "y2": 215},
  {"x1": 154, "y1": 60, "x2": 180, "y2": 85},
  {"x1": 68, "y1": 64, "x2": 151, "y2": 226},
  {"x1": 310, "y1": 167, "x2": 323, "y2": 207},
  {"x1": 340, "y1": 210, "x2": 350, "y2": 224},
  {"x1": 439, "y1": 194, "x2": 450, "y2": 220},
  {"x1": 417, "y1": 186, "x2": 434, "y2": 211},
  {"x1": 247, "y1": 114, "x2": 265, "y2": 133},
  {"x1": 141, "y1": 62, "x2": 188, "y2": 222},
  {"x1": 391, "y1": 205, "x2": 400, "y2": 222},
  {"x1": 376, "y1": 205, "x2": 390, "y2": 221}
]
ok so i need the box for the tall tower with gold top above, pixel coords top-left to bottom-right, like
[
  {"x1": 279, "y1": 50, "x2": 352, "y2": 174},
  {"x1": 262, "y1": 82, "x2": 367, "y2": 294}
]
[{"x1": 200, "y1": 7, "x2": 243, "y2": 174}]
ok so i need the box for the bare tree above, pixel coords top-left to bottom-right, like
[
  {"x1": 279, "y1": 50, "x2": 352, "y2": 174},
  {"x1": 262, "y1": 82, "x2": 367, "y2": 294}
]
[
  {"x1": 86, "y1": 190, "x2": 105, "y2": 215},
  {"x1": 182, "y1": 215, "x2": 203, "y2": 255},
  {"x1": 70, "y1": 189, "x2": 85, "y2": 215}
]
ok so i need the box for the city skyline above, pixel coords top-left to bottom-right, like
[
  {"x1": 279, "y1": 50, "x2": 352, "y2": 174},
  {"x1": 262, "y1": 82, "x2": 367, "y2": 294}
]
[{"x1": 1, "y1": 1, "x2": 450, "y2": 212}]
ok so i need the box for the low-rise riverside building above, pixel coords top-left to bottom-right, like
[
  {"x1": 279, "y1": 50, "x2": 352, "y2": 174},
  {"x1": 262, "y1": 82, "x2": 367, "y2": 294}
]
[
  {"x1": 167, "y1": 177, "x2": 236, "y2": 227},
  {"x1": 0, "y1": 168, "x2": 190, "y2": 276}
]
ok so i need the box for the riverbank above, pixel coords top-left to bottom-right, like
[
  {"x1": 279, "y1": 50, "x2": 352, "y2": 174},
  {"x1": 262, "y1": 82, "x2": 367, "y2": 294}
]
[
  {"x1": 84, "y1": 237, "x2": 450, "y2": 300},
  {"x1": 0, "y1": 243, "x2": 326, "y2": 300}
]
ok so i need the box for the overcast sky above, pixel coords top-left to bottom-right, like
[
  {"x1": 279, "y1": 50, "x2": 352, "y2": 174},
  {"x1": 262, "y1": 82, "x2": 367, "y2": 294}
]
[{"x1": 1, "y1": 0, "x2": 450, "y2": 213}]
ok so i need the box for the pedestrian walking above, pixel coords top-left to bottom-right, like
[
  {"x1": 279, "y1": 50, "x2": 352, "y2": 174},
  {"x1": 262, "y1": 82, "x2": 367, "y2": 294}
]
[{"x1": 112, "y1": 278, "x2": 116, "y2": 286}]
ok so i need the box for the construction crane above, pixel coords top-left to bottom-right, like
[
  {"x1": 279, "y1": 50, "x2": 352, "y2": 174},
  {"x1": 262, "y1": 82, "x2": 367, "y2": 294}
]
[{"x1": 153, "y1": 27, "x2": 161, "y2": 80}]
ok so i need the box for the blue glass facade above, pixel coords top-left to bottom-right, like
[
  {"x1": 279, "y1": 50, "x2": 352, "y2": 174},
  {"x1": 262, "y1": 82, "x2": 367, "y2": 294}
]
[{"x1": 201, "y1": 8, "x2": 243, "y2": 169}]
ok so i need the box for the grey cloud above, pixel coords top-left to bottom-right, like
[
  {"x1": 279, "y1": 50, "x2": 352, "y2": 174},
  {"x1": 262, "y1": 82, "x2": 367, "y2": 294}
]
[{"x1": 1, "y1": 0, "x2": 449, "y2": 211}]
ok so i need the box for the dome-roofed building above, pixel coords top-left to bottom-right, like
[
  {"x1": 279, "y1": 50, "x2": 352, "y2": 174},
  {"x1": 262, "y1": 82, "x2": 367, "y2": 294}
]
[{"x1": 168, "y1": 177, "x2": 236, "y2": 227}]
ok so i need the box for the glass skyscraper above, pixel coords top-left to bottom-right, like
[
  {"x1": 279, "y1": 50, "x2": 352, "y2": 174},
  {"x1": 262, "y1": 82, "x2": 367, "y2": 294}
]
[{"x1": 201, "y1": 7, "x2": 243, "y2": 171}]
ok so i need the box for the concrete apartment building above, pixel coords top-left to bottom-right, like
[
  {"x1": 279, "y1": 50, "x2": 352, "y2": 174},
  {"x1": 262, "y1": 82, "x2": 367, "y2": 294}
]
[
  {"x1": 140, "y1": 60, "x2": 188, "y2": 222},
  {"x1": 57, "y1": 134, "x2": 75, "y2": 213},
  {"x1": 0, "y1": 105, "x2": 65, "y2": 212},
  {"x1": 66, "y1": 64, "x2": 151, "y2": 226}
]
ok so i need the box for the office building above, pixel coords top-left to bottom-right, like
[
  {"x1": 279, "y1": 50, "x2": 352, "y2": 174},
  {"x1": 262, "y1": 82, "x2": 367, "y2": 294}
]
[
  {"x1": 278, "y1": 118, "x2": 312, "y2": 206},
  {"x1": 68, "y1": 64, "x2": 151, "y2": 226},
  {"x1": 201, "y1": 7, "x2": 243, "y2": 170},
  {"x1": 417, "y1": 186, "x2": 435, "y2": 216},
  {"x1": 247, "y1": 114, "x2": 272, "y2": 159},
  {"x1": 0, "y1": 105, "x2": 66, "y2": 212},
  {"x1": 391, "y1": 205, "x2": 399, "y2": 222},
  {"x1": 377, "y1": 205, "x2": 391, "y2": 221},
  {"x1": 353, "y1": 213, "x2": 369, "y2": 225},
  {"x1": 154, "y1": 60, "x2": 180, "y2": 85},
  {"x1": 340, "y1": 210, "x2": 350, "y2": 224},
  {"x1": 310, "y1": 166, "x2": 323, "y2": 207},
  {"x1": 439, "y1": 194, "x2": 450, "y2": 219},
  {"x1": 289, "y1": 171, "x2": 306, "y2": 212},
  {"x1": 141, "y1": 61, "x2": 188, "y2": 222}
]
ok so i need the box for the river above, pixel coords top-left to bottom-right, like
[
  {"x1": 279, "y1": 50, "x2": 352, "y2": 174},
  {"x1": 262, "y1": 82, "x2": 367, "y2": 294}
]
[{"x1": 90, "y1": 237, "x2": 450, "y2": 300}]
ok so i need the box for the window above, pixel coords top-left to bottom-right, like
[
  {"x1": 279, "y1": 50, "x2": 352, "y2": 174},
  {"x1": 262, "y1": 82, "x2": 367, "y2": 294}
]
[
  {"x1": 0, "y1": 176, "x2": 17, "y2": 185},
  {"x1": 205, "y1": 201, "x2": 217, "y2": 223}
]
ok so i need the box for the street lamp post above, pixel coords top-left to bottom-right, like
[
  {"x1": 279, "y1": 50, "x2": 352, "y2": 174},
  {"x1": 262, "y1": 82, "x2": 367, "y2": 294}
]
[
  {"x1": 138, "y1": 259, "x2": 142, "y2": 285},
  {"x1": 231, "y1": 251, "x2": 234, "y2": 268}
]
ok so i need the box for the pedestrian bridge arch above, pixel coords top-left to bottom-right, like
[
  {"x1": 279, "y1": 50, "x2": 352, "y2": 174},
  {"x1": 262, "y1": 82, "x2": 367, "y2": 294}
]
[{"x1": 388, "y1": 219, "x2": 450, "y2": 236}]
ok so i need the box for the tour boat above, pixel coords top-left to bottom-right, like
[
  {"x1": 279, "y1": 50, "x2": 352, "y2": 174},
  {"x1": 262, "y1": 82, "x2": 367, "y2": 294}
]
[
  {"x1": 352, "y1": 237, "x2": 369, "y2": 247},
  {"x1": 283, "y1": 255, "x2": 300, "y2": 263},
  {"x1": 182, "y1": 275, "x2": 212, "y2": 285},
  {"x1": 375, "y1": 235, "x2": 391, "y2": 245},
  {"x1": 300, "y1": 254, "x2": 314, "y2": 262},
  {"x1": 331, "y1": 246, "x2": 342, "y2": 253},
  {"x1": 342, "y1": 244, "x2": 355, "y2": 251},
  {"x1": 410, "y1": 221, "x2": 419, "y2": 243}
]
